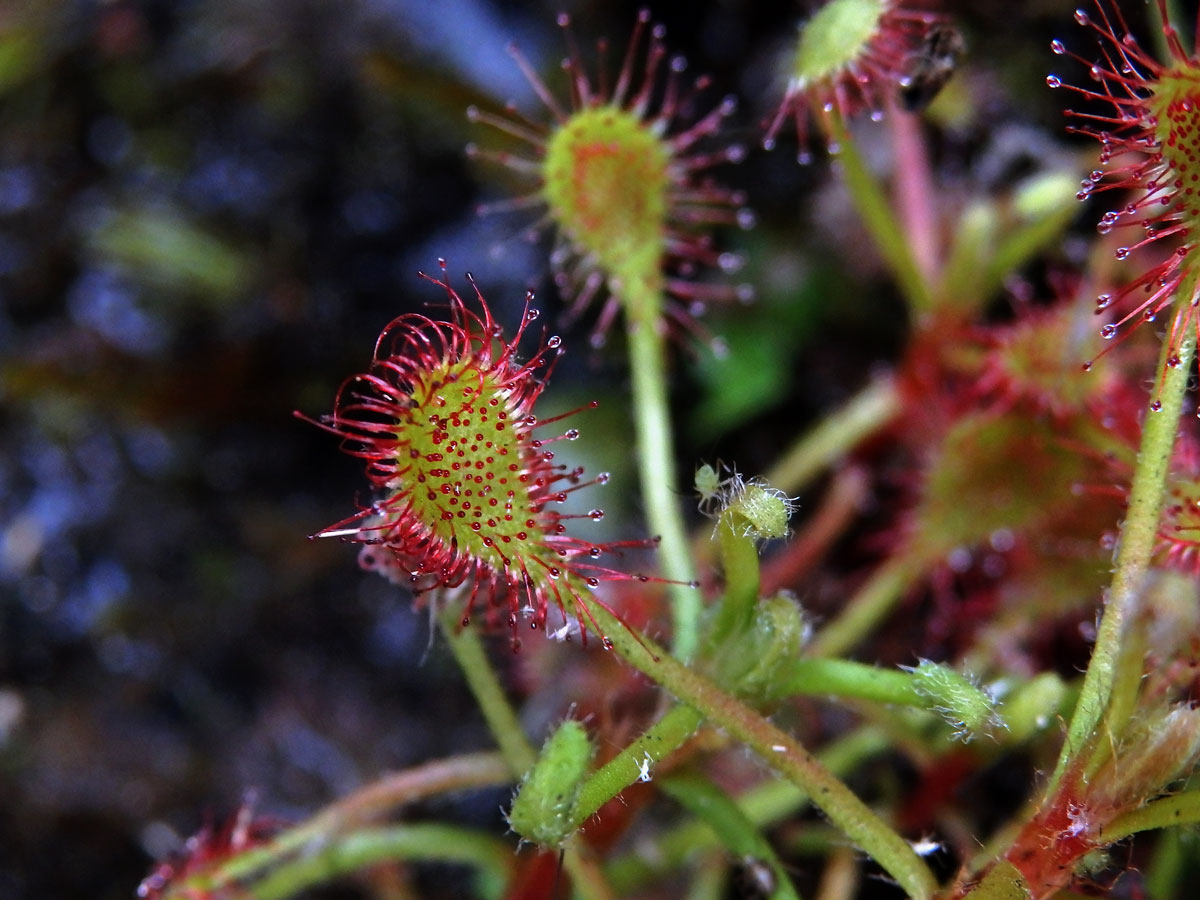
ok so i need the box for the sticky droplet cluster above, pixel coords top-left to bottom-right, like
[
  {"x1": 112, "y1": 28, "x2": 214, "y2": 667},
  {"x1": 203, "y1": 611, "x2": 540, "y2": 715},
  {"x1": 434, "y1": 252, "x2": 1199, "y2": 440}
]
[{"x1": 1050, "y1": 1, "x2": 1200, "y2": 364}]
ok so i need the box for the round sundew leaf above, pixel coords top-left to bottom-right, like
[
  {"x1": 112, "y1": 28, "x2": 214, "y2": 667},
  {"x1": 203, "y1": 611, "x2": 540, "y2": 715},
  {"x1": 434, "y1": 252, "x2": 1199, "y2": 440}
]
[
  {"x1": 793, "y1": 0, "x2": 887, "y2": 87},
  {"x1": 1146, "y1": 67, "x2": 1200, "y2": 239},
  {"x1": 764, "y1": 0, "x2": 943, "y2": 155},
  {"x1": 542, "y1": 105, "x2": 671, "y2": 290},
  {"x1": 1054, "y1": 4, "x2": 1200, "y2": 360},
  {"x1": 303, "y1": 271, "x2": 662, "y2": 643},
  {"x1": 912, "y1": 411, "x2": 1090, "y2": 558},
  {"x1": 468, "y1": 11, "x2": 749, "y2": 345}
]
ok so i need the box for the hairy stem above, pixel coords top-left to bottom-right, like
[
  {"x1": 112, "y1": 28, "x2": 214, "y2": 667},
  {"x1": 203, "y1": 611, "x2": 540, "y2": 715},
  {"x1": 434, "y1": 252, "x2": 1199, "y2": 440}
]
[
  {"x1": 1050, "y1": 326, "x2": 1196, "y2": 790},
  {"x1": 1100, "y1": 790, "x2": 1200, "y2": 843},
  {"x1": 571, "y1": 703, "x2": 703, "y2": 826},
  {"x1": 607, "y1": 727, "x2": 889, "y2": 893},
  {"x1": 771, "y1": 658, "x2": 924, "y2": 706},
  {"x1": 590, "y1": 606, "x2": 937, "y2": 900},
  {"x1": 624, "y1": 275, "x2": 700, "y2": 659},
  {"x1": 705, "y1": 514, "x2": 763, "y2": 650}
]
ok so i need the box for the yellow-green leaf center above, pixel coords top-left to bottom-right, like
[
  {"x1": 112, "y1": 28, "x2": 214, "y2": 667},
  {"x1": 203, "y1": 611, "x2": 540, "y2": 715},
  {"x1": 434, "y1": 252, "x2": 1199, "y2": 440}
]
[
  {"x1": 401, "y1": 356, "x2": 536, "y2": 570},
  {"x1": 542, "y1": 106, "x2": 670, "y2": 288},
  {"x1": 792, "y1": 0, "x2": 886, "y2": 87}
]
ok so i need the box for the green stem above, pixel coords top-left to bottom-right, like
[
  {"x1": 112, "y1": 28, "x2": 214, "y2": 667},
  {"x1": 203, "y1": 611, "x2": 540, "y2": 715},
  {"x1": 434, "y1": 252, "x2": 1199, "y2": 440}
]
[
  {"x1": 659, "y1": 771, "x2": 802, "y2": 900},
  {"x1": 685, "y1": 854, "x2": 730, "y2": 900},
  {"x1": 829, "y1": 114, "x2": 934, "y2": 317},
  {"x1": 588, "y1": 606, "x2": 937, "y2": 900},
  {"x1": 436, "y1": 605, "x2": 615, "y2": 900},
  {"x1": 1050, "y1": 330, "x2": 1195, "y2": 790},
  {"x1": 1145, "y1": 824, "x2": 1187, "y2": 900},
  {"x1": 764, "y1": 375, "x2": 899, "y2": 496},
  {"x1": 607, "y1": 727, "x2": 890, "y2": 894},
  {"x1": 624, "y1": 276, "x2": 700, "y2": 660},
  {"x1": 706, "y1": 515, "x2": 762, "y2": 649},
  {"x1": 983, "y1": 176, "x2": 1079, "y2": 303},
  {"x1": 807, "y1": 553, "x2": 927, "y2": 659},
  {"x1": 438, "y1": 604, "x2": 535, "y2": 771},
  {"x1": 248, "y1": 825, "x2": 513, "y2": 900},
  {"x1": 1100, "y1": 790, "x2": 1200, "y2": 843},
  {"x1": 1085, "y1": 620, "x2": 1148, "y2": 778},
  {"x1": 572, "y1": 703, "x2": 703, "y2": 826},
  {"x1": 771, "y1": 658, "x2": 923, "y2": 706},
  {"x1": 206, "y1": 753, "x2": 513, "y2": 890}
]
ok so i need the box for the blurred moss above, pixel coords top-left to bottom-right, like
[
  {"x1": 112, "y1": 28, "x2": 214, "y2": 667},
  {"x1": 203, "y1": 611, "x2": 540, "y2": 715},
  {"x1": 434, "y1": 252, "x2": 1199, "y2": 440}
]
[
  {"x1": 687, "y1": 247, "x2": 827, "y2": 439},
  {"x1": 0, "y1": 28, "x2": 40, "y2": 97},
  {"x1": 88, "y1": 207, "x2": 254, "y2": 304}
]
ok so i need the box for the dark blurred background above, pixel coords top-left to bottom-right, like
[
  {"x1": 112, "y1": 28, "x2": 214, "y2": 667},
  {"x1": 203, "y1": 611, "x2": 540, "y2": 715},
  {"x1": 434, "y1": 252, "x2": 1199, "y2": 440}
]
[{"x1": 0, "y1": 1, "x2": 1116, "y2": 897}]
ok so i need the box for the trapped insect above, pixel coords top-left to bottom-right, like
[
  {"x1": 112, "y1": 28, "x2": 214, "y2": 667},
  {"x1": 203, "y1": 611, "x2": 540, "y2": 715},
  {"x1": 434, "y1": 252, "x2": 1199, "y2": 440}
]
[{"x1": 899, "y1": 24, "x2": 966, "y2": 111}]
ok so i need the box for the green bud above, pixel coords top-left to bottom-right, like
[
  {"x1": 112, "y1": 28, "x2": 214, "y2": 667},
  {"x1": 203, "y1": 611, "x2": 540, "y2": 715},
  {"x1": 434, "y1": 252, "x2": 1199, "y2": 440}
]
[
  {"x1": 697, "y1": 462, "x2": 794, "y2": 539},
  {"x1": 508, "y1": 720, "x2": 593, "y2": 848},
  {"x1": 908, "y1": 660, "x2": 1000, "y2": 742},
  {"x1": 727, "y1": 482, "x2": 793, "y2": 541},
  {"x1": 997, "y1": 673, "x2": 1067, "y2": 744},
  {"x1": 1095, "y1": 706, "x2": 1200, "y2": 808},
  {"x1": 716, "y1": 592, "x2": 810, "y2": 700}
]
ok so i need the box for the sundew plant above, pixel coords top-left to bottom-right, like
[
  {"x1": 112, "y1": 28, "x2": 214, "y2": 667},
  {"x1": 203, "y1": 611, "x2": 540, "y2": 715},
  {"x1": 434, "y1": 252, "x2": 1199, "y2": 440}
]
[{"x1": 12, "y1": 2, "x2": 1200, "y2": 900}]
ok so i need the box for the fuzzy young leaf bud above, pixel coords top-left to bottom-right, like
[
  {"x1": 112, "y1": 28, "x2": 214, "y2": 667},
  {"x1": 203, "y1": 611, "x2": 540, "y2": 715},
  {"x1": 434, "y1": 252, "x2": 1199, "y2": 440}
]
[
  {"x1": 908, "y1": 659, "x2": 1001, "y2": 742},
  {"x1": 714, "y1": 593, "x2": 810, "y2": 701},
  {"x1": 508, "y1": 720, "x2": 593, "y2": 848},
  {"x1": 697, "y1": 463, "x2": 795, "y2": 541},
  {"x1": 727, "y1": 483, "x2": 793, "y2": 541}
]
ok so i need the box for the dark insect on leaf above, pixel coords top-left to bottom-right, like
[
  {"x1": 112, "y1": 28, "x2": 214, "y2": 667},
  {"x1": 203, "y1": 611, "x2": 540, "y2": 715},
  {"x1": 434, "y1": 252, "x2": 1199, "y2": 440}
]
[{"x1": 899, "y1": 24, "x2": 967, "y2": 112}]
